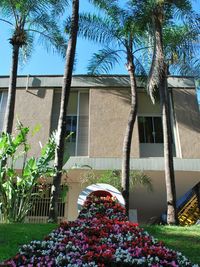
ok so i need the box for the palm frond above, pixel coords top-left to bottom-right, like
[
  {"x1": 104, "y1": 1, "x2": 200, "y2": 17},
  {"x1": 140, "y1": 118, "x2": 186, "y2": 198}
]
[
  {"x1": 130, "y1": 171, "x2": 153, "y2": 192},
  {"x1": 163, "y1": 24, "x2": 200, "y2": 77},
  {"x1": 172, "y1": 56, "x2": 200, "y2": 77},
  {"x1": 77, "y1": 13, "x2": 117, "y2": 45},
  {"x1": 49, "y1": 0, "x2": 69, "y2": 17},
  {"x1": 89, "y1": 0, "x2": 118, "y2": 12},
  {"x1": 134, "y1": 56, "x2": 147, "y2": 76},
  {"x1": 19, "y1": 33, "x2": 34, "y2": 65},
  {"x1": 27, "y1": 12, "x2": 67, "y2": 57},
  {"x1": 90, "y1": 0, "x2": 126, "y2": 26},
  {"x1": 87, "y1": 47, "x2": 122, "y2": 74},
  {"x1": 0, "y1": 18, "x2": 13, "y2": 26},
  {"x1": 31, "y1": 28, "x2": 67, "y2": 58}
]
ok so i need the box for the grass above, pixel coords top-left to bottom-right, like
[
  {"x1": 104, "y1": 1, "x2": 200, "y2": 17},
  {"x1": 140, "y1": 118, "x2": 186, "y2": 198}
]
[
  {"x1": 143, "y1": 225, "x2": 200, "y2": 265},
  {"x1": 0, "y1": 223, "x2": 57, "y2": 262},
  {"x1": 0, "y1": 224, "x2": 199, "y2": 265}
]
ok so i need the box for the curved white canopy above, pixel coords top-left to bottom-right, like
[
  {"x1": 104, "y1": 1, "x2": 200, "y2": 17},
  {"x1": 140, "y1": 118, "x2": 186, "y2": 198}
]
[{"x1": 77, "y1": 183, "x2": 125, "y2": 213}]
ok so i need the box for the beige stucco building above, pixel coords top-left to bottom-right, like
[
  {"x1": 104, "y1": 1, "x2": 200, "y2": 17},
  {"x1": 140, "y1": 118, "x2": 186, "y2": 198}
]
[{"x1": 0, "y1": 75, "x2": 199, "y2": 222}]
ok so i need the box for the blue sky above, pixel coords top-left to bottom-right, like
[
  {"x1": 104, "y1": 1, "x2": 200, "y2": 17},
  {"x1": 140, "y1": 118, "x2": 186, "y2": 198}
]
[
  {"x1": 0, "y1": 0, "x2": 199, "y2": 80},
  {"x1": 0, "y1": 1, "x2": 102, "y2": 76}
]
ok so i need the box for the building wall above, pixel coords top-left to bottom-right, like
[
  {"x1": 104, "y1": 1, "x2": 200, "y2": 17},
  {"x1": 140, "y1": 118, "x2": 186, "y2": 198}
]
[
  {"x1": 0, "y1": 75, "x2": 199, "y2": 223},
  {"x1": 89, "y1": 88, "x2": 140, "y2": 157},
  {"x1": 13, "y1": 88, "x2": 54, "y2": 157},
  {"x1": 173, "y1": 88, "x2": 200, "y2": 158},
  {"x1": 89, "y1": 89, "x2": 165, "y2": 158},
  {"x1": 138, "y1": 91, "x2": 161, "y2": 115},
  {"x1": 64, "y1": 169, "x2": 200, "y2": 222},
  {"x1": 5, "y1": 82, "x2": 199, "y2": 160},
  {"x1": 131, "y1": 170, "x2": 200, "y2": 222}
]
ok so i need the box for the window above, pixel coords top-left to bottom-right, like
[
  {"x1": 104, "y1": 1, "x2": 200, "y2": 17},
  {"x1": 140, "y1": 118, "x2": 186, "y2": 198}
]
[
  {"x1": 66, "y1": 115, "x2": 77, "y2": 142},
  {"x1": 0, "y1": 91, "x2": 8, "y2": 132},
  {"x1": 51, "y1": 91, "x2": 89, "y2": 156},
  {"x1": 138, "y1": 116, "x2": 163, "y2": 143},
  {"x1": 65, "y1": 115, "x2": 77, "y2": 156}
]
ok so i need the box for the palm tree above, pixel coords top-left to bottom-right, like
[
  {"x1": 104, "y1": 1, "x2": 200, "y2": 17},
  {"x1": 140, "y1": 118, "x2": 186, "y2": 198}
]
[
  {"x1": 0, "y1": 0, "x2": 67, "y2": 133},
  {"x1": 48, "y1": 0, "x2": 79, "y2": 223},
  {"x1": 78, "y1": 1, "x2": 147, "y2": 216},
  {"x1": 131, "y1": 0, "x2": 200, "y2": 224}
]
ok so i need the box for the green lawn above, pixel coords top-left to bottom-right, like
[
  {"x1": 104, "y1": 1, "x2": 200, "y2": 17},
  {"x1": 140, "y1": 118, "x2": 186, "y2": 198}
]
[
  {"x1": 143, "y1": 225, "x2": 200, "y2": 265},
  {"x1": 0, "y1": 224, "x2": 199, "y2": 265},
  {"x1": 0, "y1": 223, "x2": 57, "y2": 262}
]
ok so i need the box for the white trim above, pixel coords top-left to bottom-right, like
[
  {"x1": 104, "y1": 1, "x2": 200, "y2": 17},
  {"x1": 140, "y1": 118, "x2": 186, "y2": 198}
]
[
  {"x1": 25, "y1": 74, "x2": 30, "y2": 92},
  {"x1": 75, "y1": 91, "x2": 80, "y2": 156},
  {"x1": 0, "y1": 92, "x2": 5, "y2": 132},
  {"x1": 0, "y1": 91, "x2": 3, "y2": 109},
  {"x1": 175, "y1": 123, "x2": 182, "y2": 158},
  {"x1": 63, "y1": 157, "x2": 200, "y2": 172},
  {"x1": 168, "y1": 92, "x2": 177, "y2": 157},
  {"x1": 12, "y1": 157, "x2": 200, "y2": 171},
  {"x1": 0, "y1": 76, "x2": 195, "y2": 89},
  {"x1": 170, "y1": 93, "x2": 182, "y2": 158},
  {"x1": 88, "y1": 90, "x2": 91, "y2": 157}
]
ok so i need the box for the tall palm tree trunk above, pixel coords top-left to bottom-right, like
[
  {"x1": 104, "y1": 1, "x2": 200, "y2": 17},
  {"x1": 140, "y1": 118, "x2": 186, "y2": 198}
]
[
  {"x1": 48, "y1": 0, "x2": 79, "y2": 223},
  {"x1": 122, "y1": 50, "x2": 138, "y2": 217},
  {"x1": 160, "y1": 67, "x2": 178, "y2": 224},
  {"x1": 4, "y1": 44, "x2": 20, "y2": 133},
  {"x1": 152, "y1": 8, "x2": 178, "y2": 225}
]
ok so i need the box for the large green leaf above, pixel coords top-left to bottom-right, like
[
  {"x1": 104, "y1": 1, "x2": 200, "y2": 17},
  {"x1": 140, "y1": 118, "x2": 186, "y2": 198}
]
[{"x1": 23, "y1": 158, "x2": 37, "y2": 178}]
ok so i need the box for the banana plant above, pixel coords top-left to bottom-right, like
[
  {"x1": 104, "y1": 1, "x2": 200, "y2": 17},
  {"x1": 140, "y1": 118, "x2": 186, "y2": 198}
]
[{"x1": 0, "y1": 122, "x2": 57, "y2": 223}]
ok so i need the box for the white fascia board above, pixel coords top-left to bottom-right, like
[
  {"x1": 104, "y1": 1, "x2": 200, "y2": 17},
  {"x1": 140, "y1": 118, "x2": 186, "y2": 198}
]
[
  {"x1": 12, "y1": 157, "x2": 200, "y2": 171},
  {"x1": 0, "y1": 75, "x2": 195, "y2": 89},
  {"x1": 63, "y1": 157, "x2": 200, "y2": 172}
]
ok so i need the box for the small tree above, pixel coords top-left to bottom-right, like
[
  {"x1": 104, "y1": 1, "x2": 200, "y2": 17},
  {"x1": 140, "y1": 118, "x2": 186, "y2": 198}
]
[{"x1": 0, "y1": 122, "x2": 57, "y2": 223}]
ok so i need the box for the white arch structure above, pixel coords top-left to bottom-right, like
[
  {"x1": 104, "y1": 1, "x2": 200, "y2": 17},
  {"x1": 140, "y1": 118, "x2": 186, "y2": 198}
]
[{"x1": 77, "y1": 183, "x2": 125, "y2": 213}]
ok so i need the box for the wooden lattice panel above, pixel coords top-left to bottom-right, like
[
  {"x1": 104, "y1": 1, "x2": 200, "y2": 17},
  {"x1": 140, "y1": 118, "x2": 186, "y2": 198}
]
[{"x1": 178, "y1": 194, "x2": 200, "y2": 226}]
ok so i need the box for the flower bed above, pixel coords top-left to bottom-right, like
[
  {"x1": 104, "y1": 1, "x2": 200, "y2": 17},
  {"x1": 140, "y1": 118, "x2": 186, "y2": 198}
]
[{"x1": 5, "y1": 196, "x2": 198, "y2": 266}]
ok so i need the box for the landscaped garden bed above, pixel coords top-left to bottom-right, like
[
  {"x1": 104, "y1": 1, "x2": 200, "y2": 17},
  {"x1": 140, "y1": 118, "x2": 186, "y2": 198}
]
[{"x1": 3, "y1": 196, "x2": 199, "y2": 266}]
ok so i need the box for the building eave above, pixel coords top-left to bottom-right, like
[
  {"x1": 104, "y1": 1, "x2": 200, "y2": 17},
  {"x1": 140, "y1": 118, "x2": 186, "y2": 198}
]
[
  {"x1": 0, "y1": 75, "x2": 195, "y2": 89},
  {"x1": 63, "y1": 157, "x2": 200, "y2": 172}
]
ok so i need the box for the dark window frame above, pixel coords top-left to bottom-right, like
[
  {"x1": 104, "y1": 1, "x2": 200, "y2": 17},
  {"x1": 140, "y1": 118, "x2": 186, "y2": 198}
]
[{"x1": 138, "y1": 116, "x2": 163, "y2": 144}]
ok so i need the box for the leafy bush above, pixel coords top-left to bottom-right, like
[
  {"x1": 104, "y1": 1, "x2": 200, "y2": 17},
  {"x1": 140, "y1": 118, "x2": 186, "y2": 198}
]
[
  {"x1": 0, "y1": 123, "x2": 57, "y2": 223},
  {"x1": 81, "y1": 169, "x2": 153, "y2": 192}
]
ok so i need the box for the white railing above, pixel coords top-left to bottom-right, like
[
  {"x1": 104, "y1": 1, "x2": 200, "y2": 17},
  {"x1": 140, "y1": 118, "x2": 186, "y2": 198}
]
[{"x1": 0, "y1": 185, "x2": 67, "y2": 224}]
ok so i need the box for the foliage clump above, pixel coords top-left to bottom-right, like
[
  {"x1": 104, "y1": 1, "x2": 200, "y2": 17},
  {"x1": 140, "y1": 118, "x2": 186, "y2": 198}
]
[
  {"x1": 81, "y1": 169, "x2": 153, "y2": 192},
  {"x1": 0, "y1": 123, "x2": 57, "y2": 223}
]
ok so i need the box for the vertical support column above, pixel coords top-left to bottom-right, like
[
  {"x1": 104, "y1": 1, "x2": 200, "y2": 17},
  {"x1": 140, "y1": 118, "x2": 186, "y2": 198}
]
[{"x1": 75, "y1": 91, "x2": 80, "y2": 156}]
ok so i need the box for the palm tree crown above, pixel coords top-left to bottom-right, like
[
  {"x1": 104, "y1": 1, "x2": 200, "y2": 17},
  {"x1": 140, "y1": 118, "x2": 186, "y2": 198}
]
[{"x1": 0, "y1": 0, "x2": 68, "y2": 133}]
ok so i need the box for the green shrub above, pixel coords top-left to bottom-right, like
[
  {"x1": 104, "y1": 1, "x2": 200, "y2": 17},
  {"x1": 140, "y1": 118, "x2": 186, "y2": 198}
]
[{"x1": 0, "y1": 122, "x2": 57, "y2": 223}]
